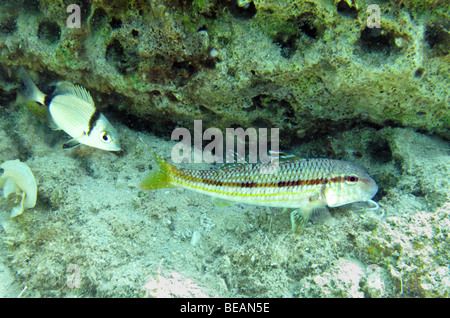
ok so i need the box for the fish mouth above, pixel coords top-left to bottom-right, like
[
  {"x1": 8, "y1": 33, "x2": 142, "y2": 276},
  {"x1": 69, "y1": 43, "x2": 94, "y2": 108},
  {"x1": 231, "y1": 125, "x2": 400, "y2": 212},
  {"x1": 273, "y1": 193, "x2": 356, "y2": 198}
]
[
  {"x1": 369, "y1": 183, "x2": 378, "y2": 199},
  {"x1": 109, "y1": 145, "x2": 121, "y2": 151}
]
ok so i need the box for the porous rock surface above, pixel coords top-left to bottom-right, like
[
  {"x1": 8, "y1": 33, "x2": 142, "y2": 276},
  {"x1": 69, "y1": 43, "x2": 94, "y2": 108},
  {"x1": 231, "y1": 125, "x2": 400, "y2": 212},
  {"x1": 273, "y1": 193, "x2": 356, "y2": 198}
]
[{"x1": 0, "y1": 0, "x2": 448, "y2": 140}]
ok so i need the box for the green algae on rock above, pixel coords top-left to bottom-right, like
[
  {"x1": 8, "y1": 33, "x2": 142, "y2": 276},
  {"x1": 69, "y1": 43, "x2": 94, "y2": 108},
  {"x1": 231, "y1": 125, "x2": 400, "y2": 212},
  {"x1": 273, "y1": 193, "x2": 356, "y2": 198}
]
[{"x1": 0, "y1": 0, "x2": 448, "y2": 140}]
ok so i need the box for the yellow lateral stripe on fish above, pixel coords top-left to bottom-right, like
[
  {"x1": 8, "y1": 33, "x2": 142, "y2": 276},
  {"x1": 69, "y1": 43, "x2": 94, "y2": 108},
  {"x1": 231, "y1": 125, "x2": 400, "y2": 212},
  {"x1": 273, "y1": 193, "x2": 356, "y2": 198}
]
[
  {"x1": 175, "y1": 179, "x2": 319, "y2": 198},
  {"x1": 140, "y1": 149, "x2": 378, "y2": 235}
]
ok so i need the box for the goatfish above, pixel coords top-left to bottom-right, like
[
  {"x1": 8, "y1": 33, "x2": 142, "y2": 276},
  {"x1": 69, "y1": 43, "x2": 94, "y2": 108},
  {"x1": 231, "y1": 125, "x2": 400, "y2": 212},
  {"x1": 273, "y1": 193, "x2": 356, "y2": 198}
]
[
  {"x1": 140, "y1": 148, "x2": 379, "y2": 236},
  {"x1": 18, "y1": 67, "x2": 120, "y2": 151}
]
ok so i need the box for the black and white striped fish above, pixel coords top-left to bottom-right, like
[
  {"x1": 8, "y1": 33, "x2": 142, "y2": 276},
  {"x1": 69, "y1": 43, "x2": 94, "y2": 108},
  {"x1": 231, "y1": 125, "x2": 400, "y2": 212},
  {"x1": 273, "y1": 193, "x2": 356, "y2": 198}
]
[{"x1": 18, "y1": 67, "x2": 120, "y2": 151}]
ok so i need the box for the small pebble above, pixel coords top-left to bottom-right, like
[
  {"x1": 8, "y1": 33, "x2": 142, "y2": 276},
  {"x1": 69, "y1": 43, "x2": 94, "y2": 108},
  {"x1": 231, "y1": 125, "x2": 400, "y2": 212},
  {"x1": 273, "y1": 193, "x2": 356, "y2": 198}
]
[{"x1": 190, "y1": 231, "x2": 201, "y2": 246}]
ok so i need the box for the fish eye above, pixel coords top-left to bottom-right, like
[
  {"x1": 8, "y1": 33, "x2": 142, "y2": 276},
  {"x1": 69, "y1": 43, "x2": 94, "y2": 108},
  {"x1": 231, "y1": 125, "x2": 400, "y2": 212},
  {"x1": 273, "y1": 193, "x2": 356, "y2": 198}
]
[
  {"x1": 100, "y1": 131, "x2": 112, "y2": 143},
  {"x1": 345, "y1": 174, "x2": 359, "y2": 184}
]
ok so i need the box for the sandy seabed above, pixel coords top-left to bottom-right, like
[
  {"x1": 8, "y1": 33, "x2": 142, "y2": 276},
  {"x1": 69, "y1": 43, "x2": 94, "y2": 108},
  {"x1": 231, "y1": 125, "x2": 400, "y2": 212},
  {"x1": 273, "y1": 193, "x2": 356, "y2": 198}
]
[{"x1": 0, "y1": 105, "x2": 449, "y2": 298}]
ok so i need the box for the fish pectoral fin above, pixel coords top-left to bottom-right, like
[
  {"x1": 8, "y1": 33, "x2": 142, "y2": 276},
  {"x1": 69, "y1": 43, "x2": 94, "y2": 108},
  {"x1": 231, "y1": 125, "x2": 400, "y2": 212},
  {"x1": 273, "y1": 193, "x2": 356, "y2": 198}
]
[
  {"x1": 282, "y1": 207, "x2": 295, "y2": 213},
  {"x1": 311, "y1": 207, "x2": 332, "y2": 223},
  {"x1": 46, "y1": 110, "x2": 60, "y2": 130},
  {"x1": 290, "y1": 208, "x2": 312, "y2": 237},
  {"x1": 211, "y1": 197, "x2": 236, "y2": 208},
  {"x1": 290, "y1": 206, "x2": 332, "y2": 235},
  {"x1": 48, "y1": 119, "x2": 61, "y2": 130},
  {"x1": 63, "y1": 138, "x2": 81, "y2": 149}
]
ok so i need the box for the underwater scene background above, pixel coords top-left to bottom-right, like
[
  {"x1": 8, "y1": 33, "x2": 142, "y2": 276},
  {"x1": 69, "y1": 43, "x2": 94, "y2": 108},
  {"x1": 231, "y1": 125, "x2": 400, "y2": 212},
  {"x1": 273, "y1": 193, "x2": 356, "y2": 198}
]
[{"x1": 0, "y1": 0, "x2": 449, "y2": 297}]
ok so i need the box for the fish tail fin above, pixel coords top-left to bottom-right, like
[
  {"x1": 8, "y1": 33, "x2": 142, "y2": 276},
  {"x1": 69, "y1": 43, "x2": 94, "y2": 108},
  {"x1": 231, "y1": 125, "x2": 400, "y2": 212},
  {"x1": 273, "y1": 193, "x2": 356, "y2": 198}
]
[
  {"x1": 18, "y1": 67, "x2": 46, "y2": 105},
  {"x1": 140, "y1": 151, "x2": 175, "y2": 190}
]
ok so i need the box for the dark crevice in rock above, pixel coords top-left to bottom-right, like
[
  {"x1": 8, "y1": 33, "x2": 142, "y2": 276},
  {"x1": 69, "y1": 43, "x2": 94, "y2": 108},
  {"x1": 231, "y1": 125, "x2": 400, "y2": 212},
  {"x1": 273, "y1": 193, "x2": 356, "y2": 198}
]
[
  {"x1": 357, "y1": 27, "x2": 400, "y2": 57},
  {"x1": 367, "y1": 138, "x2": 393, "y2": 163},
  {"x1": 20, "y1": 0, "x2": 40, "y2": 12},
  {"x1": 109, "y1": 17, "x2": 122, "y2": 30},
  {"x1": 89, "y1": 7, "x2": 108, "y2": 34},
  {"x1": 37, "y1": 21, "x2": 61, "y2": 44},
  {"x1": 425, "y1": 23, "x2": 450, "y2": 56},
  {"x1": 336, "y1": 1, "x2": 358, "y2": 19},
  {"x1": 0, "y1": 17, "x2": 17, "y2": 35},
  {"x1": 78, "y1": 0, "x2": 91, "y2": 23},
  {"x1": 105, "y1": 39, "x2": 139, "y2": 75},
  {"x1": 295, "y1": 12, "x2": 320, "y2": 39},
  {"x1": 227, "y1": 0, "x2": 257, "y2": 20},
  {"x1": 414, "y1": 67, "x2": 425, "y2": 78},
  {"x1": 274, "y1": 34, "x2": 297, "y2": 59}
]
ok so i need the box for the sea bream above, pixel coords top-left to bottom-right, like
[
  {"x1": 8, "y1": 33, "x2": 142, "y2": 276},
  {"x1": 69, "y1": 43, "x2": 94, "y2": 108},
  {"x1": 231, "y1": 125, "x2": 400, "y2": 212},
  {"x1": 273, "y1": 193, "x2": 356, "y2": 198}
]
[
  {"x1": 140, "y1": 148, "x2": 379, "y2": 235},
  {"x1": 18, "y1": 67, "x2": 120, "y2": 151}
]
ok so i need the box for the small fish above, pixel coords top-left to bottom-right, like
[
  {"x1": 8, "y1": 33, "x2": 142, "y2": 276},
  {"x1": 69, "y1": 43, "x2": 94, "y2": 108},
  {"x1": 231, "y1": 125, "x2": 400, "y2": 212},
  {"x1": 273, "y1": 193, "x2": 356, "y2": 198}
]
[
  {"x1": 140, "y1": 148, "x2": 379, "y2": 236},
  {"x1": 18, "y1": 67, "x2": 120, "y2": 151}
]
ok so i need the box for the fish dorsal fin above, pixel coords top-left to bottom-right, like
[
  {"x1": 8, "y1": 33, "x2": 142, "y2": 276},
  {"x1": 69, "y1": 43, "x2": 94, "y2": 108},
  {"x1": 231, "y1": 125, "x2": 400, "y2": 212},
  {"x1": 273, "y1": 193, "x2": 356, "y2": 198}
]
[
  {"x1": 54, "y1": 82, "x2": 95, "y2": 106},
  {"x1": 219, "y1": 161, "x2": 253, "y2": 170},
  {"x1": 269, "y1": 150, "x2": 301, "y2": 162},
  {"x1": 224, "y1": 148, "x2": 247, "y2": 163},
  {"x1": 218, "y1": 151, "x2": 300, "y2": 170},
  {"x1": 218, "y1": 148, "x2": 253, "y2": 170}
]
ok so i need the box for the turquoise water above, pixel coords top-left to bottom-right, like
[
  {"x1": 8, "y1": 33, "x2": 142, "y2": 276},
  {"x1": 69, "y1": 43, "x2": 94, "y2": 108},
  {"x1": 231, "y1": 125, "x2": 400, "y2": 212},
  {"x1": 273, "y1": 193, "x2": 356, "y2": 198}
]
[{"x1": 0, "y1": 0, "x2": 449, "y2": 298}]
